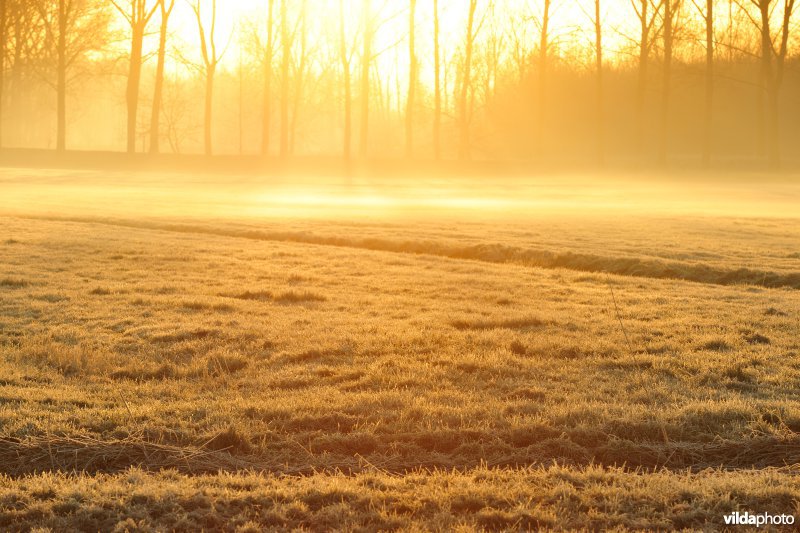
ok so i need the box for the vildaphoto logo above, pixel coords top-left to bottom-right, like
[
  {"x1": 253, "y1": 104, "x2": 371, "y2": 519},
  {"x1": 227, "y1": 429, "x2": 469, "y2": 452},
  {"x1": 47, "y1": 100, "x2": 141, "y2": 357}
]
[{"x1": 723, "y1": 511, "x2": 795, "y2": 527}]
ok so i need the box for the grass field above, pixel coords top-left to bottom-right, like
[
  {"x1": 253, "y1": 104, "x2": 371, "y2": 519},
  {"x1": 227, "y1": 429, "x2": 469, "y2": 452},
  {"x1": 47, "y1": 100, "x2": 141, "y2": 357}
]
[{"x1": 1, "y1": 168, "x2": 799, "y2": 531}]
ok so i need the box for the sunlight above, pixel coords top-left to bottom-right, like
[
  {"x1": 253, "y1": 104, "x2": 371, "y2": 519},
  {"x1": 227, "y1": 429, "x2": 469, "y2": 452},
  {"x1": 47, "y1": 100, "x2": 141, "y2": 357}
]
[
  {"x1": 152, "y1": 0, "x2": 637, "y2": 76},
  {"x1": 3, "y1": 0, "x2": 800, "y2": 528}
]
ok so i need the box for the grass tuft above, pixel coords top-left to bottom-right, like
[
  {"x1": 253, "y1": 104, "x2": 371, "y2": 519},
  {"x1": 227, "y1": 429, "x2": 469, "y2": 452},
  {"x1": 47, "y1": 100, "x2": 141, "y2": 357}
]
[
  {"x1": 450, "y1": 316, "x2": 546, "y2": 331},
  {"x1": 273, "y1": 290, "x2": 327, "y2": 303},
  {"x1": 231, "y1": 290, "x2": 273, "y2": 301},
  {"x1": 699, "y1": 338, "x2": 732, "y2": 352},
  {"x1": 744, "y1": 333, "x2": 770, "y2": 345},
  {"x1": 203, "y1": 426, "x2": 252, "y2": 454},
  {"x1": 509, "y1": 340, "x2": 527, "y2": 355},
  {"x1": 1, "y1": 277, "x2": 28, "y2": 288},
  {"x1": 204, "y1": 350, "x2": 249, "y2": 376},
  {"x1": 227, "y1": 289, "x2": 326, "y2": 304},
  {"x1": 89, "y1": 287, "x2": 112, "y2": 295}
]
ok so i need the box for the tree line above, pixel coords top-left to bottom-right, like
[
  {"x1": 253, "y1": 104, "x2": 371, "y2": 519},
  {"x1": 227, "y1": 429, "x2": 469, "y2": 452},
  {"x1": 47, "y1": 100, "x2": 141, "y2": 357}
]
[{"x1": 0, "y1": 0, "x2": 798, "y2": 167}]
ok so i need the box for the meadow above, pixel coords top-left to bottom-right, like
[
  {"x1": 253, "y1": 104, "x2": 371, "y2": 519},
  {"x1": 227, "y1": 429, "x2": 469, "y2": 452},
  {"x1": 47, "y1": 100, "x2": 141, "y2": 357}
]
[{"x1": 0, "y1": 168, "x2": 799, "y2": 531}]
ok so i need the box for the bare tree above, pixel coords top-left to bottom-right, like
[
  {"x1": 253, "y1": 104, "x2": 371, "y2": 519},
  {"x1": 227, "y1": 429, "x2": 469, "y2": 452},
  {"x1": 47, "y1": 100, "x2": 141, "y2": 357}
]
[
  {"x1": 56, "y1": 0, "x2": 65, "y2": 151},
  {"x1": 190, "y1": 0, "x2": 225, "y2": 156},
  {"x1": 261, "y1": 0, "x2": 275, "y2": 155},
  {"x1": 34, "y1": 0, "x2": 109, "y2": 152},
  {"x1": 161, "y1": 69, "x2": 198, "y2": 154},
  {"x1": 279, "y1": 0, "x2": 290, "y2": 157},
  {"x1": 632, "y1": 0, "x2": 662, "y2": 153},
  {"x1": 339, "y1": 0, "x2": 353, "y2": 159},
  {"x1": 433, "y1": 0, "x2": 441, "y2": 159},
  {"x1": 289, "y1": 0, "x2": 308, "y2": 155},
  {"x1": 359, "y1": 0, "x2": 372, "y2": 157},
  {"x1": 594, "y1": 0, "x2": 604, "y2": 165},
  {"x1": 483, "y1": 3, "x2": 503, "y2": 108},
  {"x1": 658, "y1": 0, "x2": 681, "y2": 165},
  {"x1": 458, "y1": 0, "x2": 478, "y2": 160},
  {"x1": 6, "y1": 0, "x2": 38, "y2": 118},
  {"x1": 149, "y1": 0, "x2": 175, "y2": 154},
  {"x1": 110, "y1": 0, "x2": 159, "y2": 154},
  {"x1": 405, "y1": 0, "x2": 416, "y2": 158},
  {"x1": 535, "y1": 0, "x2": 551, "y2": 157},
  {"x1": 690, "y1": 0, "x2": 713, "y2": 166},
  {"x1": 0, "y1": 0, "x2": 7, "y2": 148},
  {"x1": 747, "y1": 0, "x2": 796, "y2": 167}
]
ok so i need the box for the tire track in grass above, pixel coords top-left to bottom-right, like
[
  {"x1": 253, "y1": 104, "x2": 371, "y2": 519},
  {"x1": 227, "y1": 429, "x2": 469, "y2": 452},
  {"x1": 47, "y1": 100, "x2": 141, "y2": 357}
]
[{"x1": 7, "y1": 214, "x2": 800, "y2": 290}]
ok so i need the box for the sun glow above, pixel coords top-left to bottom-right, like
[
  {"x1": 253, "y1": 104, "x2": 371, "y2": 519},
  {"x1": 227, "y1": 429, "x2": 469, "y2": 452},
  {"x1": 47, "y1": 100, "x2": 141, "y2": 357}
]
[{"x1": 134, "y1": 0, "x2": 639, "y2": 81}]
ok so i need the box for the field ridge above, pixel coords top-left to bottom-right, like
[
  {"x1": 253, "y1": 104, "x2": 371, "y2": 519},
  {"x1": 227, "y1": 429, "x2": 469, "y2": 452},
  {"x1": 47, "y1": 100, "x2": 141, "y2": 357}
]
[
  {"x1": 7, "y1": 214, "x2": 800, "y2": 290},
  {"x1": 3, "y1": 432, "x2": 800, "y2": 478}
]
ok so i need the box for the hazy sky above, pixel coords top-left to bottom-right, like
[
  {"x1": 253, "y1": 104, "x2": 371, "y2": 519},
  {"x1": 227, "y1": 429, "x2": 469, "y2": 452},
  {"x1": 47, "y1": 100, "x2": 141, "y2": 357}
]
[{"x1": 129, "y1": 0, "x2": 648, "y2": 75}]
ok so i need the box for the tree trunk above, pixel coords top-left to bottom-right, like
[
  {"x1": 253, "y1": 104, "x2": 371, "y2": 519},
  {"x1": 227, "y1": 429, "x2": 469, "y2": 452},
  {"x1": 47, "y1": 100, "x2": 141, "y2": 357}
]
[
  {"x1": 405, "y1": 0, "x2": 416, "y2": 158},
  {"x1": 150, "y1": 0, "x2": 173, "y2": 154},
  {"x1": 204, "y1": 65, "x2": 214, "y2": 155},
  {"x1": 635, "y1": 0, "x2": 649, "y2": 155},
  {"x1": 757, "y1": 1, "x2": 777, "y2": 167},
  {"x1": 703, "y1": 0, "x2": 714, "y2": 168},
  {"x1": 433, "y1": 0, "x2": 441, "y2": 160},
  {"x1": 338, "y1": 0, "x2": 352, "y2": 160},
  {"x1": 279, "y1": 0, "x2": 289, "y2": 158},
  {"x1": 765, "y1": 86, "x2": 779, "y2": 167},
  {"x1": 595, "y1": 0, "x2": 604, "y2": 166},
  {"x1": 763, "y1": 0, "x2": 795, "y2": 168},
  {"x1": 57, "y1": 0, "x2": 67, "y2": 152},
  {"x1": 191, "y1": 0, "x2": 218, "y2": 156},
  {"x1": 458, "y1": 0, "x2": 477, "y2": 160},
  {"x1": 0, "y1": 0, "x2": 5, "y2": 149},
  {"x1": 359, "y1": 0, "x2": 371, "y2": 158},
  {"x1": 290, "y1": 0, "x2": 307, "y2": 155},
  {"x1": 535, "y1": 0, "x2": 550, "y2": 157},
  {"x1": 125, "y1": 26, "x2": 145, "y2": 153},
  {"x1": 755, "y1": 68, "x2": 765, "y2": 158},
  {"x1": 701, "y1": 0, "x2": 713, "y2": 166},
  {"x1": 238, "y1": 39, "x2": 243, "y2": 154},
  {"x1": 261, "y1": 0, "x2": 274, "y2": 155},
  {"x1": 658, "y1": 0, "x2": 673, "y2": 165}
]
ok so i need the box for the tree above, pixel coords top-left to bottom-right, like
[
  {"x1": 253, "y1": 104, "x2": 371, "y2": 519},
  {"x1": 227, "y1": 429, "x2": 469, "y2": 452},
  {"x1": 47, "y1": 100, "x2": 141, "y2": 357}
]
[
  {"x1": 0, "y1": 0, "x2": 7, "y2": 148},
  {"x1": 279, "y1": 0, "x2": 290, "y2": 157},
  {"x1": 359, "y1": 0, "x2": 372, "y2": 157},
  {"x1": 110, "y1": 0, "x2": 159, "y2": 154},
  {"x1": 690, "y1": 0, "x2": 714, "y2": 166},
  {"x1": 658, "y1": 0, "x2": 681, "y2": 165},
  {"x1": 593, "y1": 0, "x2": 604, "y2": 165},
  {"x1": 339, "y1": 0, "x2": 353, "y2": 159},
  {"x1": 6, "y1": 1, "x2": 37, "y2": 114},
  {"x1": 149, "y1": 0, "x2": 175, "y2": 154},
  {"x1": 289, "y1": 0, "x2": 309, "y2": 155},
  {"x1": 632, "y1": 0, "x2": 662, "y2": 154},
  {"x1": 190, "y1": 0, "x2": 225, "y2": 156},
  {"x1": 458, "y1": 0, "x2": 478, "y2": 160},
  {"x1": 261, "y1": 0, "x2": 275, "y2": 155},
  {"x1": 405, "y1": 0, "x2": 416, "y2": 158},
  {"x1": 5, "y1": 1, "x2": 43, "y2": 145},
  {"x1": 433, "y1": 0, "x2": 441, "y2": 159},
  {"x1": 748, "y1": 0, "x2": 796, "y2": 167},
  {"x1": 535, "y1": 0, "x2": 551, "y2": 157},
  {"x1": 33, "y1": 0, "x2": 109, "y2": 152}
]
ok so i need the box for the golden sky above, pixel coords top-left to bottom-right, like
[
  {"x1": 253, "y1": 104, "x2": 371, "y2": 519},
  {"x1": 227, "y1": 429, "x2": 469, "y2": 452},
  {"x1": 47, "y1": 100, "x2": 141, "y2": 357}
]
[{"x1": 141, "y1": 0, "x2": 646, "y2": 76}]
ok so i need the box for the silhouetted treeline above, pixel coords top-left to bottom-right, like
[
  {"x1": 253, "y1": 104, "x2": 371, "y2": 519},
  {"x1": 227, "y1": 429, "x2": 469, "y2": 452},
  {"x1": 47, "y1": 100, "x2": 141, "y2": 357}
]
[{"x1": 0, "y1": 0, "x2": 798, "y2": 167}]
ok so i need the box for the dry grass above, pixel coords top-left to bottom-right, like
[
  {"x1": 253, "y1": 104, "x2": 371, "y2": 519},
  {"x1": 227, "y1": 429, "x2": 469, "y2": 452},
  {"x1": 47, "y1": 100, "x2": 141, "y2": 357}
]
[
  {"x1": 0, "y1": 278, "x2": 28, "y2": 288},
  {"x1": 1, "y1": 202, "x2": 799, "y2": 530},
  {"x1": 0, "y1": 465, "x2": 798, "y2": 531}
]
